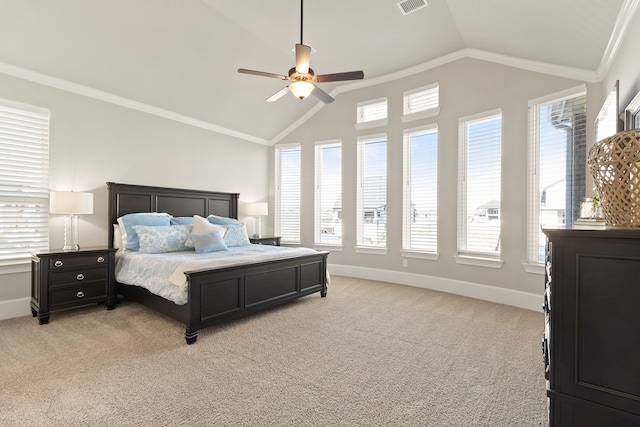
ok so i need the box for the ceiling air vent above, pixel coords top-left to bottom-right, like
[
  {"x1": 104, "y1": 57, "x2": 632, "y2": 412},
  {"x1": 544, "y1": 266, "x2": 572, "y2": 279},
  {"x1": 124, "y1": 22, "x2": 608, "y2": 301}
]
[{"x1": 397, "y1": 0, "x2": 428, "y2": 15}]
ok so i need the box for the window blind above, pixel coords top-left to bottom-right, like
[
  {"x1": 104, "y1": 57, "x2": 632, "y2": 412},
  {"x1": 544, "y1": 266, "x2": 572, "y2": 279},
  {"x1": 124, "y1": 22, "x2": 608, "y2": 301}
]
[
  {"x1": 315, "y1": 141, "x2": 342, "y2": 245},
  {"x1": 357, "y1": 99, "x2": 388, "y2": 123},
  {"x1": 528, "y1": 88, "x2": 586, "y2": 263},
  {"x1": 0, "y1": 100, "x2": 50, "y2": 266},
  {"x1": 458, "y1": 111, "x2": 502, "y2": 257},
  {"x1": 275, "y1": 144, "x2": 301, "y2": 243},
  {"x1": 404, "y1": 84, "x2": 439, "y2": 116},
  {"x1": 357, "y1": 135, "x2": 387, "y2": 247},
  {"x1": 403, "y1": 125, "x2": 438, "y2": 252}
]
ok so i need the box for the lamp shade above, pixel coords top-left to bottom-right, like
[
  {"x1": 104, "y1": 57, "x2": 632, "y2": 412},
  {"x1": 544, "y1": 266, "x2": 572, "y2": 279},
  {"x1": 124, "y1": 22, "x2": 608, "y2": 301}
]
[
  {"x1": 246, "y1": 202, "x2": 268, "y2": 216},
  {"x1": 50, "y1": 191, "x2": 94, "y2": 215},
  {"x1": 289, "y1": 81, "x2": 314, "y2": 99}
]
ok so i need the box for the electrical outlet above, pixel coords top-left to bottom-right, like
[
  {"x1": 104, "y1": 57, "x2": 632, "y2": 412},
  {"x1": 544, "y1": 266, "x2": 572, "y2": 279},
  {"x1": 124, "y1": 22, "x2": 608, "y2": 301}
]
[{"x1": 402, "y1": 259, "x2": 408, "y2": 267}]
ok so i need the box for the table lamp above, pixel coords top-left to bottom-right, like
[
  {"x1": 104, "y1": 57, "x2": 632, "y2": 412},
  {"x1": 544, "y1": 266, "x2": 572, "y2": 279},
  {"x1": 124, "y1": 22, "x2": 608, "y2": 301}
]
[
  {"x1": 246, "y1": 202, "x2": 268, "y2": 238},
  {"x1": 50, "y1": 191, "x2": 93, "y2": 251}
]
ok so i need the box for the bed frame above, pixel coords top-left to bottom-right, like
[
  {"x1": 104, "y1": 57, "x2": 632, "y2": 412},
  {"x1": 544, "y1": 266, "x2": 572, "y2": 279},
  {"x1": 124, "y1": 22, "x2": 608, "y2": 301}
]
[{"x1": 107, "y1": 182, "x2": 328, "y2": 344}]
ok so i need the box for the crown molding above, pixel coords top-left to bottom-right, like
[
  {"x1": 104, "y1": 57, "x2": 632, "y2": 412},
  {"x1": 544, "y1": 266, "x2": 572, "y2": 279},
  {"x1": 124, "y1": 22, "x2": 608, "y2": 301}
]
[
  {"x1": 596, "y1": 0, "x2": 640, "y2": 80},
  {"x1": 0, "y1": 61, "x2": 270, "y2": 146}
]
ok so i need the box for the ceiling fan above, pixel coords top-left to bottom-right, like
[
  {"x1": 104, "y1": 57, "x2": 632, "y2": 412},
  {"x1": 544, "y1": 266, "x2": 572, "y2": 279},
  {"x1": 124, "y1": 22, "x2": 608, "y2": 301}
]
[{"x1": 237, "y1": 0, "x2": 364, "y2": 104}]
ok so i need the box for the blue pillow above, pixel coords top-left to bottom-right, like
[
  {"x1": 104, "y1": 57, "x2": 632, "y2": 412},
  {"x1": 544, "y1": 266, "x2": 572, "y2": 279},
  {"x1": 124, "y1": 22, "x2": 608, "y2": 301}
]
[
  {"x1": 223, "y1": 223, "x2": 251, "y2": 247},
  {"x1": 190, "y1": 231, "x2": 229, "y2": 253},
  {"x1": 170, "y1": 216, "x2": 195, "y2": 225},
  {"x1": 133, "y1": 224, "x2": 192, "y2": 253},
  {"x1": 207, "y1": 214, "x2": 240, "y2": 226},
  {"x1": 117, "y1": 213, "x2": 171, "y2": 251}
]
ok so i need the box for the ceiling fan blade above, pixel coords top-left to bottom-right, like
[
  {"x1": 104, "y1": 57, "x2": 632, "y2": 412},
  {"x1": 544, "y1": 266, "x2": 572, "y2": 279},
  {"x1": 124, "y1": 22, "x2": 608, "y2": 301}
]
[
  {"x1": 295, "y1": 44, "x2": 311, "y2": 74},
  {"x1": 315, "y1": 70, "x2": 364, "y2": 83},
  {"x1": 238, "y1": 68, "x2": 288, "y2": 80},
  {"x1": 310, "y1": 85, "x2": 334, "y2": 104},
  {"x1": 266, "y1": 86, "x2": 290, "y2": 102}
]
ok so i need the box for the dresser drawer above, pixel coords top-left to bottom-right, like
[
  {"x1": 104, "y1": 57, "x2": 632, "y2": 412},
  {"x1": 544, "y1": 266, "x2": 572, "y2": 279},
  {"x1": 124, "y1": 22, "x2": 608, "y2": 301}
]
[
  {"x1": 50, "y1": 284, "x2": 106, "y2": 307},
  {"x1": 49, "y1": 253, "x2": 108, "y2": 269},
  {"x1": 50, "y1": 266, "x2": 108, "y2": 287}
]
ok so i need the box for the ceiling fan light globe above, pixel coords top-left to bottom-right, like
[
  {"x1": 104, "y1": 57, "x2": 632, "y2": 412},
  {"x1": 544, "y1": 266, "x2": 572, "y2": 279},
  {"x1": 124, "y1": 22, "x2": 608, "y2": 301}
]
[{"x1": 289, "y1": 81, "x2": 314, "y2": 99}]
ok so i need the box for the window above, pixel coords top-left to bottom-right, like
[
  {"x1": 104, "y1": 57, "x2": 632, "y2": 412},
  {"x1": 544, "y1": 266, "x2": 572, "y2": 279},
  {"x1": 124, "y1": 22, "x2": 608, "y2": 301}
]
[
  {"x1": 356, "y1": 134, "x2": 387, "y2": 252},
  {"x1": 315, "y1": 140, "x2": 342, "y2": 246},
  {"x1": 0, "y1": 99, "x2": 50, "y2": 269},
  {"x1": 457, "y1": 110, "x2": 502, "y2": 263},
  {"x1": 402, "y1": 83, "x2": 439, "y2": 121},
  {"x1": 402, "y1": 125, "x2": 438, "y2": 256},
  {"x1": 595, "y1": 81, "x2": 619, "y2": 142},
  {"x1": 527, "y1": 87, "x2": 586, "y2": 265},
  {"x1": 275, "y1": 144, "x2": 301, "y2": 243},
  {"x1": 356, "y1": 98, "x2": 388, "y2": 129}
]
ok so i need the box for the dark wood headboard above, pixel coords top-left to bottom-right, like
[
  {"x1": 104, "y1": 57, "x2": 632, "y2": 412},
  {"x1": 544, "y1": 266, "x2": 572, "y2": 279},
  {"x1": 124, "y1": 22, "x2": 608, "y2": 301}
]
[{"x1": 106, "y1": 182, "x2": 240, "y2": 249}]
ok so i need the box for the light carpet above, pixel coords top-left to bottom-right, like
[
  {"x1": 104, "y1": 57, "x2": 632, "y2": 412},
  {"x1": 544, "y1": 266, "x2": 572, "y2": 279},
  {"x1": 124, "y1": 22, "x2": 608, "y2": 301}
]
[{"x1": 0, "y1": 276, "x2": 546, "y2": 426}]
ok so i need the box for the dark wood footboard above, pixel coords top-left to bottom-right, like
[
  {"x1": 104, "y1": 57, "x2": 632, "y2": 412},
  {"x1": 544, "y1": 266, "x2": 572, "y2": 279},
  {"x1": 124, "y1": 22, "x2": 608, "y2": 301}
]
[{"x1": 184, "y1": 251, "x2": 328, "y2": 344}]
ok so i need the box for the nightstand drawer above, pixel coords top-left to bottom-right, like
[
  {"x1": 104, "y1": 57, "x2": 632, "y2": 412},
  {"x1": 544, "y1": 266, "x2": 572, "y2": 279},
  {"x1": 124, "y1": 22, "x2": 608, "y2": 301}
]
[
  {"x1": 50, "y1": 284, "x2": 106, "y2": 307},
  {"x1": 50, "y1": 267, "x2": 108, "y2": 287},
  {"x1": 49, "y1": 253, "x2": 108, "y2": 269}
]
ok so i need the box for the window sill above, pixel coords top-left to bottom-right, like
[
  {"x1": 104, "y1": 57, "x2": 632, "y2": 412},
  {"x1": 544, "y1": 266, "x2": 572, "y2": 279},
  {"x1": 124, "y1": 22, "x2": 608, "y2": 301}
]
[
  {"x1": 522, "y1": 262, "x2": 544, "y2": 275},
  {"x1": 454, "y1": 255, "x2": 503, "y2": 269},
  {"x1": 401, "y1": 108, "x2": 440, "y2": 123},
  {"x1": 401, "y1": 250, "x2": 439, "y2": 261},
  {"x1": 355, "y1": 246, "x2": 388, "y2": 255},
  {"x1": 314, "y1": 243, "x2": 343, "y2": 252},
  {"x1": 355, "y1": 119, "x2": 388, "y2": 131}
]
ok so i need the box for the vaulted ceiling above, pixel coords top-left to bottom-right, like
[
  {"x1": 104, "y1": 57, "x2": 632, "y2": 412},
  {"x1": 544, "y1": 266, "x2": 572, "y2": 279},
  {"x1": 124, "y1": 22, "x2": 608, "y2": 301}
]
[{"x1": 0, "y1": 0, "x2": 633, "y2": 144}]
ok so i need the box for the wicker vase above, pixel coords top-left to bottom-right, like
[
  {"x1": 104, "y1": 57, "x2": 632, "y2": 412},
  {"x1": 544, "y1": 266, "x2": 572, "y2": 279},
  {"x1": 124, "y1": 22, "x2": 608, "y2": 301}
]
[{"x1": 588, "y1": 130, "x2": 640, "y2": 227}]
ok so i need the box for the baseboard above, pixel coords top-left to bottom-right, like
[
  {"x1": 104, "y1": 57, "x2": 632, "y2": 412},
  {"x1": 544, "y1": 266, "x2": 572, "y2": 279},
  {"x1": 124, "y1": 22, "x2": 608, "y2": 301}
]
[
  {"x1": 0, "y1": 297, "x2": 31, "y2": 321},
  {"x1": 328, "y1": 264, "x2": 542, "y2": 312}
]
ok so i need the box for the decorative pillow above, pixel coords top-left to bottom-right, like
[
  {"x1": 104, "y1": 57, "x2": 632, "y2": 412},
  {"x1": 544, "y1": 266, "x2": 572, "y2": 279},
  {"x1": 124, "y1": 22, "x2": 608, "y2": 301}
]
[
  {"x1": 170, "y1": 216, "x2": 195, "y2": 225},
  {"x1": 207, "y1": 214, "x2": 240, "y2": 226},
  {"x1": 223, "y1": 223, "x2": 251, "y2": 247},
  {"x1": 190, "y1": 231, "x2": 228, "y2": 254},
  {"x1": 117, "y1": 213, "x2": 171, "y2": 251},
  {"x1": 113, "y1": 224, "x2": 123, "y2": 249},
  {"x1": 192, "y1": 215, "x2": 227, "y2": 236},
  {"x1": 132, "y1": 224, "x2": 192, "y2": 253}
]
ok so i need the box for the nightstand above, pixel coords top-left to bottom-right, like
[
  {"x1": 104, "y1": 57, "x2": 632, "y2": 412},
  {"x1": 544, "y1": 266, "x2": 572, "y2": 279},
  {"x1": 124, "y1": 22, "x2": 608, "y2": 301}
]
[
  {"x1": 249, "y1": 236, "x2": 281, "y2": 246},
  {"x1": 31, "y1": 246, "x2": 116, "y2": 324}
]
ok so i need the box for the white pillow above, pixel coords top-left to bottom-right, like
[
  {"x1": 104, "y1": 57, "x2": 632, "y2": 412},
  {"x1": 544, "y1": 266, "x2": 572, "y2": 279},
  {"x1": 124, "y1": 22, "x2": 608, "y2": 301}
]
[
  {"x1": 192, "y1": 215, "x2": 227, "y2": 236},
  {"x1": 113, "y1": 224, "x2": 123, "y2": 249}
]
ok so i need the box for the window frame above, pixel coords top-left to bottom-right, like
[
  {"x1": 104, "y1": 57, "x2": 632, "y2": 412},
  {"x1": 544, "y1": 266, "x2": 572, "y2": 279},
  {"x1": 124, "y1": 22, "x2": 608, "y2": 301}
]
[
  {"x1": 456, "y1": 109, "x2": 503, "y2": 268},
  {"x1": 355, "y1": 98, "x2": 389, "y2": 130},
  {"x1": 0, "y1": 98, "x2": 50, "y2": 273},
  {"x1": 314, "y1": 139, "x2": 343, "y2": 250},
  {"x1": 356, "y1": 133, "x2": 388, "y2": 254},
  {"x1": 401, "y1": 123, "x2": 439, "y2": 260},
  {"x1": 274, "y1": 143, "x2": 301, "y2": 244}
]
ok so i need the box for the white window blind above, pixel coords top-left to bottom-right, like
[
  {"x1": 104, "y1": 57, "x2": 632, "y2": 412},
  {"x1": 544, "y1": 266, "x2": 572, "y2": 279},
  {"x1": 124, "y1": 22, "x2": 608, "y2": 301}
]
[
  {"x1": 357, "y1": 135, "x2": 387, "y2": 248},
  {"x1": 403, "y1": 125, "x2": 438, "y2": 252},
  {"x1": 528, "y1": 87, "x2": 586, "y2": 263},
  {"x1": 404, "y1": 83, "x2": 439, "y2": 116},
  {"x1": 0, "y1": 99, "x2": 50, "y2": 267},
  {"x1": 357, "y1": 98, "x2": 388, "y2": 124},
  {"x1": 458, "y1": 110, "x2": 502, "y2": 257},
  {"x1": 275, "y1": 144, "x2": 301, "y2": 243},
  {"x1": 315, "y1": 141, "x2": 342, "y2": 246}
]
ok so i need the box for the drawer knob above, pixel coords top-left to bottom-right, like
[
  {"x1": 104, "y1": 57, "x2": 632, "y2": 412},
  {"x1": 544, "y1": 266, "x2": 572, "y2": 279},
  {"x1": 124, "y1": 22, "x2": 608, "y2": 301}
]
[
  {"x1": 76, "y1": 273, "x2": 85, "y2": 281},
  {"x1": 97, "y1": 256, "x2": 105, "y2": 263},
  {"x1": 54, "y1": 260, "x2": 63, "y2": 267},
  {"x1": 76, "y1": 291, "x2": 85, "y2": 298}
]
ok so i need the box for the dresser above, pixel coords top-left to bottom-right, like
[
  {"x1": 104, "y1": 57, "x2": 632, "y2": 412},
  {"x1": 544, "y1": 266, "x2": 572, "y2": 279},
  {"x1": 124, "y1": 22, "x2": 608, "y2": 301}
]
[
  {"x1": 543, "y1": 228, "x2": 640, "y2": 426},
  {"x1": 31, "y1": 247, "x2": 116, "y2": 324}
]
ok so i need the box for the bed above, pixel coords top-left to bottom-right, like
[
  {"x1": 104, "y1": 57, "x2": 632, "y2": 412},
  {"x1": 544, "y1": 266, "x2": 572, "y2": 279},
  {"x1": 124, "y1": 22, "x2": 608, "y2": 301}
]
[{"x1": 107, "y1": 182, "x2": 328, "y2": 344}]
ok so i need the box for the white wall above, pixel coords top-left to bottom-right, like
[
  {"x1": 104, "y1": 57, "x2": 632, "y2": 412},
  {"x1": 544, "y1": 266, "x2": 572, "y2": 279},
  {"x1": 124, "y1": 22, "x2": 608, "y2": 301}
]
[
  {"x1": 277, "y1": 57, "x2": 603, "y2": 311},
  {"x1": 0, "y1": 72, "x2": 270, "y2": 318}
]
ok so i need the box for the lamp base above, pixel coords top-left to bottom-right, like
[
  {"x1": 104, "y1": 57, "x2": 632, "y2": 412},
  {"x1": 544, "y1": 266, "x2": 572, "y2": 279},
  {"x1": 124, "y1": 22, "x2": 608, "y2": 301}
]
[{"x1": 62, "y1": 215, "x2": 81, "y2": 252}]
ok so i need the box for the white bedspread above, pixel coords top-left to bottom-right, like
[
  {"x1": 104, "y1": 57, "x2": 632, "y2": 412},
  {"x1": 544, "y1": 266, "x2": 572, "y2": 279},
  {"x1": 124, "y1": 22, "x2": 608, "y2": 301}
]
[{"x1": 115, "y1": 245, "x2": 322, "y2": 305}]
